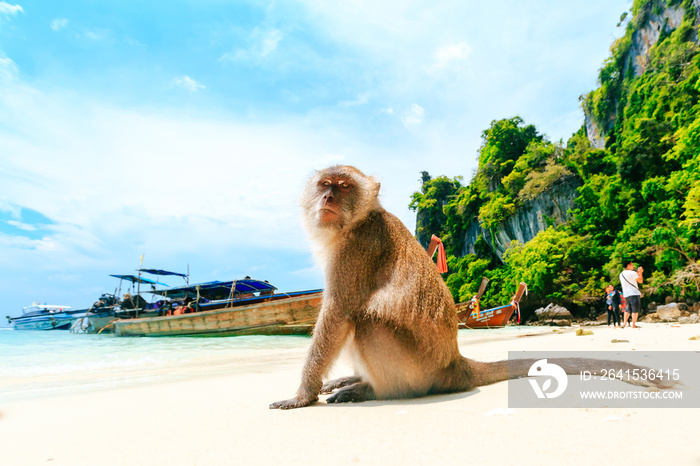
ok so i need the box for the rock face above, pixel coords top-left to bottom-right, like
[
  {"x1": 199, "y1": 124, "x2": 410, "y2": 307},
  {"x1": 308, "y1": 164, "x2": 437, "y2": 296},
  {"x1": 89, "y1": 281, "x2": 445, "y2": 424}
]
[
  {"x1": 627, "y1": 5, "x2": 685, "y2": 77},
  {"x1": 462, "y1": 176, "x2": 581, "y2": 261},
  {"x1": 583, "y1": 1, "x2": 691, "y2": 148},
  {"x1": 584, "y1": 112, "x2": 606, "y2": 150},
  {"x1": 462, "y1": 217, "x2": 483, "y2": 257}
]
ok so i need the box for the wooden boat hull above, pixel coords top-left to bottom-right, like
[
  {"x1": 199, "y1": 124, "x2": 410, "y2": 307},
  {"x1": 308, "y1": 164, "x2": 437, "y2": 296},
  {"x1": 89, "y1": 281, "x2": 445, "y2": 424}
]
[
  {"x1": 455, "y1": 282, "x2": 527, "y2": 329},
  {"x1": 456, "y1": 303, "x2": 516, "y2": 329},
  {"x1": 111, "y1": 291, "x2": 322, "y2": 337}
]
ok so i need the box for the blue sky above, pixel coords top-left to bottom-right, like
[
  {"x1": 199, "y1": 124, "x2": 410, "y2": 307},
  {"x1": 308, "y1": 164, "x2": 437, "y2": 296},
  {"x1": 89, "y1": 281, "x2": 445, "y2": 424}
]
[{"x1": 0, "y1": 0, "x2": 632, "y2": 321}]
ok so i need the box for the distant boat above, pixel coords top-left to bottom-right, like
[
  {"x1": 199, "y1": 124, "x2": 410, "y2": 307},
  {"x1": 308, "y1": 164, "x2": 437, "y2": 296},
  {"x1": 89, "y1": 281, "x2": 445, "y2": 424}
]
[
  {"x1": 71, "y1": 268, "x2": 188, "y2": 333},
  {"x1": 456, "y1": 280, "x2": 527, "y2": 329},
  {"x1": 7, "y1": 305, "x2": 86, "y2": 330}
]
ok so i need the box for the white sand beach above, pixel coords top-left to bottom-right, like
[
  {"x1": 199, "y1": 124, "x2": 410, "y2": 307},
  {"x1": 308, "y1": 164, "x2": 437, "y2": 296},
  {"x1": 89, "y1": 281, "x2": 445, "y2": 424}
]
[{"x1": 2, "y1": 323, "x2": 699, "y2": 465}]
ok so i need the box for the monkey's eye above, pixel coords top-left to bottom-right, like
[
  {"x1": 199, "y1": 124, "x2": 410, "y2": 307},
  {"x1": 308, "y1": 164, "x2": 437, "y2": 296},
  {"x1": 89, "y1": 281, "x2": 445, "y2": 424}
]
[
  {"x1": 339, "y1": 181, "x2": 349, "y2": 188},
  {"x1": 321, "y1": 180, "x2": 332, "y2": 187}
]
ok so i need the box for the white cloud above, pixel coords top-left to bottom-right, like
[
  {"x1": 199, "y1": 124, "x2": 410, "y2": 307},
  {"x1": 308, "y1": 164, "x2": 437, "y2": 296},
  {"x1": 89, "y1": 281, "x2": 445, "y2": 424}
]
[
  {"x1": 339, "y1": 92, "x2": 370, "y2": 108},
  {"x1": 260, "y1": 29, "x2": 283, "y2": 57},
  {"x1": 6, "y1": 220, "x2": 36, "y2": 231},
  {"x1": 0, "y1": 56, "x2": 18, "y2": 78},
  {"x1": 220, "y1": 28, "x2": 283, "y2": 64},
  {"x1": 84, "y1": 30, "x2": 105, "y2": 41},
  {"x1": 0, "y1": 80, "x2": 424, "y2": 279},
  {"x1": 220, "y1": 49, "x2": 247, "y2": 62},
  {"x1": 401, "y1": 103, "x2": 425, "y2": 127},
  {"x1": 0, "y1": 201, "x2": 20, "y2": 217},
  {"x1": 124, "y1": 36, "x2": 145, "y2": 47},
  {"x1": 175, "y1": 75, "x2": 205, "y2": 92},
  {"x1": 1, "y1": 84, "x2": 321, "y2": 261},
  {"x1": 0, "y1": 2, "x2": 22, "y2": 15},
  {"x1": 50, "y1": 18, "x2": 69, "y2": 31},
  {"x1": 429, "y1": 41, "x2": 472, "y2": 75}
]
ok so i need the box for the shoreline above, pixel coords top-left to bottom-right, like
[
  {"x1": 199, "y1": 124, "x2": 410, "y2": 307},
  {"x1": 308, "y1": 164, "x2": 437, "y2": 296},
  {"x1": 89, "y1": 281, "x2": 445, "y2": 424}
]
[
  {"x1": 0, "y1": 326, "x2": 552, "y2": 404},
  {"x1": 1, "y1": 323, "x2": 699, "y2": 465}
]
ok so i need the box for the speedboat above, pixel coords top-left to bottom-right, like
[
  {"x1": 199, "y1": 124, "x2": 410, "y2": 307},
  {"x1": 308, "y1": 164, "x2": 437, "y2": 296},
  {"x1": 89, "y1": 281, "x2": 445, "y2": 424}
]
[{"x1": 6, "y1": 304, "x2": 85, "y2": 330}]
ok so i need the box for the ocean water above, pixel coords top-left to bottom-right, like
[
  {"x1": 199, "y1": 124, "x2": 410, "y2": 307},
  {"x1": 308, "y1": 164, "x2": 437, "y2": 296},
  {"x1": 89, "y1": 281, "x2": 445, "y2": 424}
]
[
  {"x1": 0, "y1": 328, "x2": 313, "y2": 403},
  {"x1": 0, "y1": 325, "x2": 551, "y2": 403}
]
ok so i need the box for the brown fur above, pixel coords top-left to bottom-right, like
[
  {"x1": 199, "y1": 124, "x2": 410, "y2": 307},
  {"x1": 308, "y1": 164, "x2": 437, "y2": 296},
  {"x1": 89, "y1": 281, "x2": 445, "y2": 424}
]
[{"x1": 270, "y1": 165, "x2": 670, "y2": 410}]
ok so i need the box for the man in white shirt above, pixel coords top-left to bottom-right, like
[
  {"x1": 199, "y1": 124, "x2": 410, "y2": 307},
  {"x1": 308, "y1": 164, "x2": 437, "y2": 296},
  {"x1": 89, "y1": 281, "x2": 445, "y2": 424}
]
[{"x1": 619, "y1": 260, "x2": 643, "y2": 328}]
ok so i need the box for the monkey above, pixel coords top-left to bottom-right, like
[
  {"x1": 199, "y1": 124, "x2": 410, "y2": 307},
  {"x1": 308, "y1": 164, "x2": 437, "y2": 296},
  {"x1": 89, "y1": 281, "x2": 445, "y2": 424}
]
[{"x1": 270, "y1": 165, "x2": 672, "y2": 410}]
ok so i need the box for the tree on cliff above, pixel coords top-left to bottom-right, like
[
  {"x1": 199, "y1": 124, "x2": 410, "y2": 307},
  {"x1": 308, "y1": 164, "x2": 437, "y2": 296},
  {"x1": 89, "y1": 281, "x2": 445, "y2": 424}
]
[{"x1": 409, "y1": 172, "x2": 461, "y2": 249}]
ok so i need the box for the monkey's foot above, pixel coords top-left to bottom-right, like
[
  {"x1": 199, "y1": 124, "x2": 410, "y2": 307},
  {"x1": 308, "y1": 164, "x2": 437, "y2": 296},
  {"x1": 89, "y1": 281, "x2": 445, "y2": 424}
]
[
  {"x1": 326, "y1": 382, "x2": 375, "y2": 404},
  {"x1": 269, "y1": 395, "x2": 319, "y2": 410},
  {"x1": 320, "y1": 376, "x2": 363, "y2": 394}
]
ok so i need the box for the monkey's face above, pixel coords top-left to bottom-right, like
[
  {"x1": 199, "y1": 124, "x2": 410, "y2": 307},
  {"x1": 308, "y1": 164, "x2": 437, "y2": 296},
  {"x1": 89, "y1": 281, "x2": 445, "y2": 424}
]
[
  {"x1": 315, "y1": 174, "x2": 357, "y2": 228},
  {"x1": 301, "y1": 165, "x2": 381, "y2": 233}
]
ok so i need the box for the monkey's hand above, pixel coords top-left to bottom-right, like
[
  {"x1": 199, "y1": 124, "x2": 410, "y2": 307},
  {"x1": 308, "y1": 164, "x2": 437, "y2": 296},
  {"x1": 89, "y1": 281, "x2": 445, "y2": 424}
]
[{"x1": 269, "y1": 394, "x2": 318, "y2": 410}]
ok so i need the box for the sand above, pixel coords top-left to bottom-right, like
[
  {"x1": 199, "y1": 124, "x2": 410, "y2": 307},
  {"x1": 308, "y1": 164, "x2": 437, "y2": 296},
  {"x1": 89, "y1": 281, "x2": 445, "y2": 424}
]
[{"x1": 1, "y1": 323, "x2": 699, "y2": 465}]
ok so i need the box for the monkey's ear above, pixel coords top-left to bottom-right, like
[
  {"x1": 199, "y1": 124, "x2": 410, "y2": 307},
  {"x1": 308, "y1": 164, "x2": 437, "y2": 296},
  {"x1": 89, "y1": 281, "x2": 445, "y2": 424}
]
[{"x1": 369, "y1": 177, "x2": 381, "y2": 197}]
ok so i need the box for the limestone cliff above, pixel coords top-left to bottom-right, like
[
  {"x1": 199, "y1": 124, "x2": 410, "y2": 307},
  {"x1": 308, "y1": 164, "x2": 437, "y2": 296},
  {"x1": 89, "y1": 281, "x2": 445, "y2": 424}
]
[{"x1": 462, "y1": 175, "x2": 581, "y2": 261}]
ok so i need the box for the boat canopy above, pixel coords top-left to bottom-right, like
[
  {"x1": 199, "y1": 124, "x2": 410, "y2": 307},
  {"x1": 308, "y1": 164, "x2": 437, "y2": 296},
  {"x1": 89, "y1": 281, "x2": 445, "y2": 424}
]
[
  {"x1": 152, "y1": 279, "x2": 277, "y2": 301},
  {"x1": 23, "y1": 304, "x2": 72, "y2": 314},
  {"x1": 139, "y1": 269, "x2": 188, "y2": 279},
  {"x1": 109, "y1": 274, "x2": 168, "y2": 287}
]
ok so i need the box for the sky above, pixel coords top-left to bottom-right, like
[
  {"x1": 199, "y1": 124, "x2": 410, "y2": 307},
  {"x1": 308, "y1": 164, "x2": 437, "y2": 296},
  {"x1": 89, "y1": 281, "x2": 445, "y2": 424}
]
[{"x1": 0, "y1": 0, "x2": 632, "y2": 321}]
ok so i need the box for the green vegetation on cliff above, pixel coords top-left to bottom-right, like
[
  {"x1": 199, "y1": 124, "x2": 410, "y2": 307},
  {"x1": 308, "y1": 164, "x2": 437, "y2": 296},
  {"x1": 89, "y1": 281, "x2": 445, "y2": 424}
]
[{"x1": 411, "y1": 0, "x2": 700, "y2": 318}]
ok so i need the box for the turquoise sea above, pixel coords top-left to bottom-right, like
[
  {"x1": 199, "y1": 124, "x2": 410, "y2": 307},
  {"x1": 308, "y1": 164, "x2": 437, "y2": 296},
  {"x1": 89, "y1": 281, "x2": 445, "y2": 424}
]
[
  {"x1": 0, "y1": 326, "x2": 550, "y2": 403},
  {"x1": 0, "y1": 328, "x2": 313, "y2": 403}
]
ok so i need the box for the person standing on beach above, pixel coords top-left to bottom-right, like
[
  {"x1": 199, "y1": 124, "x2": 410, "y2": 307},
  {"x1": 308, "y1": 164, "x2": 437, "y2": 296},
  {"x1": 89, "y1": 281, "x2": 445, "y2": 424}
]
[
  {"x1": 605, "y1": 284, "x2": 621, "y2": 328},
  {"x1": 619, "y1": 261, "x2": 643, "y2": 328}
]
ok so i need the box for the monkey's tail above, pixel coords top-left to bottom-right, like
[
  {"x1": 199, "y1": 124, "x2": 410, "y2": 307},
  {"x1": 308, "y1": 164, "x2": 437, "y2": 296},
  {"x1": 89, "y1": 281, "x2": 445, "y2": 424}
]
[{"x1": 467, "y1": 358, "x2": 529, "y2": 387}]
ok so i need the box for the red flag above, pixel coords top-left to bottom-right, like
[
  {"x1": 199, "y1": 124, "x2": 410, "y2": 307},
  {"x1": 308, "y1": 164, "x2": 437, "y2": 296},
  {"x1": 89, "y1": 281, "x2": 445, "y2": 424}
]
[{"x1": 430, "y1": 234, "x2": 448, "y2": 274}]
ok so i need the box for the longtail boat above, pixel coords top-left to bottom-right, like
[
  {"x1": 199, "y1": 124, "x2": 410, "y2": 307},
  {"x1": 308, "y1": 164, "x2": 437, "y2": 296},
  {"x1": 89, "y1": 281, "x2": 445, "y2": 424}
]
[
  {"x1": 106, "y1": 279, "x2": 322, "y2": 337},
  {"x1": 424, "y1": 236, "x2": 526, "y2": 329},
  {"x1": 456, "y1": 280, "x2": 527, "y2": 329}
]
